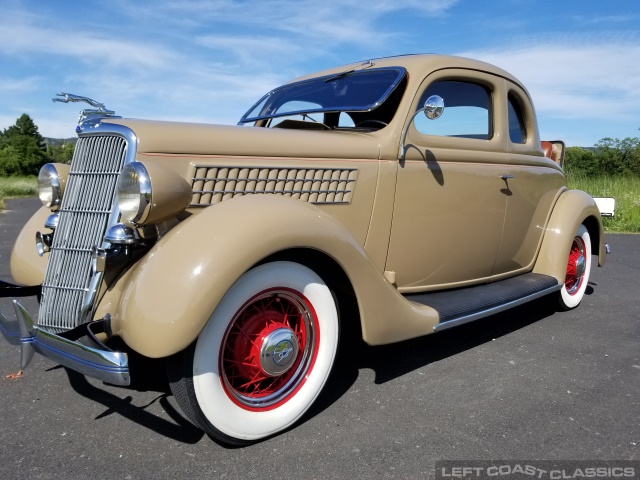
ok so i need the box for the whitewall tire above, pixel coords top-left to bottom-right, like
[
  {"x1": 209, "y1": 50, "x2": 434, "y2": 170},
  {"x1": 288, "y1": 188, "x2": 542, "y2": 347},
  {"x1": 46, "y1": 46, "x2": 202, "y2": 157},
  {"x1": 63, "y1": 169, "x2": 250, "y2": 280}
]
[
  {"x1": 169, "y1": 261, "x2": 339, "y2": 445},
  {"x1": 558, "y1": 224, "x2": 591, "y2": 310}
]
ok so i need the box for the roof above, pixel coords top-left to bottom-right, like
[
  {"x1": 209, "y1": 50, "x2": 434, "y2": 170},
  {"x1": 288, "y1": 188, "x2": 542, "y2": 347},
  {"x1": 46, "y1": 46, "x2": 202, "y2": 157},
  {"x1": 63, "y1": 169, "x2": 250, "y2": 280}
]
[{"x1": 288, "y1": 54, "x2": 523, "y2": 88}]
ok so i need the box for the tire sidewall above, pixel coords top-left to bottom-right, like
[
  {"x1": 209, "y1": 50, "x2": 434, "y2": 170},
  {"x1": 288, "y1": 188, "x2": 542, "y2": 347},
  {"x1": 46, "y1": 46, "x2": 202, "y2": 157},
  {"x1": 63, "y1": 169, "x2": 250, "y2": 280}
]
[
  {"x1": 192, "y1": 261, "x2": 338, "y2": 441},
  {"x1": 559, "y1": 224, "x2": 592, "y2": 309}
]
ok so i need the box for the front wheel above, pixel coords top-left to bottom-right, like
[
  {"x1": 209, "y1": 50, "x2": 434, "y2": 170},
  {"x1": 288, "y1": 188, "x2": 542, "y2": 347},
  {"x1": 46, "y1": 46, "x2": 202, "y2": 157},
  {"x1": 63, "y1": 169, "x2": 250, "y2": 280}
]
[
  {"x1": 558, "y1": 224, "x2": 592, "y2": 311},
  {"x1": 168, "y1": 261, "x2": 339, "y2": 445}
]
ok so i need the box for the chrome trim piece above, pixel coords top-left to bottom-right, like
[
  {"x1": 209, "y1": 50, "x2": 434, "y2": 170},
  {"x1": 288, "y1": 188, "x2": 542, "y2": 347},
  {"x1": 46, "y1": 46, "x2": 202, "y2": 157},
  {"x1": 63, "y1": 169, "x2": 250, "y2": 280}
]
[
  {"x1": 14, "y1": 301, "x2": 36, "y2": 368},
  {"x1": 433, "y1": 284, "x2": 562, "y2": 332},
  {"x1": 104, "y1": 223, "x2": 142, "y2": 245},
  {"x1": 35, "y1": 231, "x2": 52, "y2": 257},
  {"x1": 0, "y1": 301, "x2": 130, "y2": 386},
  {"x1": 81, "y1": 273, "x2": 103, "y2": 323},
  {"x1": 190, "y1": 166, "x2": 358, "y2": 206},
  {"x1": 44, "y1": 212, "x2": 60, "y2": 230},
  {"x1": 90, "y1": 244, "x2": 130, "y2": 277},
  {"x1": 605, "y1": 243, "x2": 611, "y2": 254},
  {"x1": 91, "y1": 247, "x2": 107, "y2": 274}
]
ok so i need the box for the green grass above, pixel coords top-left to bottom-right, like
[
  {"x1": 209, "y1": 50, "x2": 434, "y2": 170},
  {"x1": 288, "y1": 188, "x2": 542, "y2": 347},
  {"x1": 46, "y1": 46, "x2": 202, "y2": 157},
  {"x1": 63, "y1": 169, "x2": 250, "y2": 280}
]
[
  {"x1": 0, "y1": 176, "x2": 38, "y2": 210},
  {"x1": 567, "y1": 174, "x2": 640, "y2": 233}
]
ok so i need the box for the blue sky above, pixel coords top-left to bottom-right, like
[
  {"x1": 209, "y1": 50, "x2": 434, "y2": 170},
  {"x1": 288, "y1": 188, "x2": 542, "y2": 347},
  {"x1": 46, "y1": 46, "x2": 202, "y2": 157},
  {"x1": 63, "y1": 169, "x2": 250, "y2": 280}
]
[{"x1": 1, "y1": 0, "x2": 639, "y2": 146}]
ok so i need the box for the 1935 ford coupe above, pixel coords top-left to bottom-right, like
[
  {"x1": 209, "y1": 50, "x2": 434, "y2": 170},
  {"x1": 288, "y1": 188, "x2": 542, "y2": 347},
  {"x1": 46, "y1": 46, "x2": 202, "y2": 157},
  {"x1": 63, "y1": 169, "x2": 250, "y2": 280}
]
[{"x1": 0, "y1": 54, "x2": 606, "y2": 445}]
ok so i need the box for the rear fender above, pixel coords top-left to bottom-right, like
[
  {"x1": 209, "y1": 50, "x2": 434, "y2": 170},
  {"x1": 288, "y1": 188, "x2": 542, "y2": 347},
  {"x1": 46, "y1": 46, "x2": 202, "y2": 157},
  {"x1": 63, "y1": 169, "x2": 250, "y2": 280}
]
[{"x1": 533, "y1": 189, "x2": 605, "y2": 283}]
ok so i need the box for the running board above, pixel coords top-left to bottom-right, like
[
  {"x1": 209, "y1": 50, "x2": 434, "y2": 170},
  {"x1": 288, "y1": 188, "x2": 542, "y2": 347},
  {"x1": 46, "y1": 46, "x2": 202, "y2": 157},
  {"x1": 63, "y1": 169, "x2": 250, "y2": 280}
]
[{"x1": 404, "y1": 273, "x2": 561, "y2": 332}]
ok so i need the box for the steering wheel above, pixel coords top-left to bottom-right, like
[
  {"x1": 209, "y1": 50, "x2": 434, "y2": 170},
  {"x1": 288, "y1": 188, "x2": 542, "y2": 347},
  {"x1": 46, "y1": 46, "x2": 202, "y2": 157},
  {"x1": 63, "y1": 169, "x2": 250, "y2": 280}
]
[{"x1": 355, "y1": 120, "x2": 388, "y2": 128}]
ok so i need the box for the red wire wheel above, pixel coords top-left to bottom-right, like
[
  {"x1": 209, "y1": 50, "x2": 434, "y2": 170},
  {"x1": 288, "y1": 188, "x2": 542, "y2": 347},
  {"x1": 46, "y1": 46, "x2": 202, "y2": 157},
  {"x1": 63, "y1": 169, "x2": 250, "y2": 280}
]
[
  {"x1": 558, "y1": 224, "x2": 591, "y2": 311},
  {"x1": 564, "y1": 236, "x2": 586, "y2": 296},
  {"x1": 220, "y1": 288, "x2": 319, "y2": 411}
]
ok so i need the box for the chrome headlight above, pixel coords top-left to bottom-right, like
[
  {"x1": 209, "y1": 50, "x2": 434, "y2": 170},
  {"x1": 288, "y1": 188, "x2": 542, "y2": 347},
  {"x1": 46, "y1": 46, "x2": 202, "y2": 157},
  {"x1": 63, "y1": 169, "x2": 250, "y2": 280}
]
[
  {"x1": 38, "y1": 163, "x2": 68, "y2": 210},
  {"x1": 117, "y1": 162, "x2": 151, "y2": 224},
  {"x1": 116, "y1": 161, "x2": 192, "y2": 226}
]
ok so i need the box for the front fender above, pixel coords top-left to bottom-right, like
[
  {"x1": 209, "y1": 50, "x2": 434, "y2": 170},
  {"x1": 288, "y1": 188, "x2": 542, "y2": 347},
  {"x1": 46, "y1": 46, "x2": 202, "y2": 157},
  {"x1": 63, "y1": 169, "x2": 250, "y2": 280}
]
[
  {"x1": 533, "y1": 189, "x2": 604, "y2": 283},
  {"x1": 101, "y1": 195, "x2": 435, "y2": 358},
  {"x1": 9, "y1": 206, "x2": 50, "y2": 286}
]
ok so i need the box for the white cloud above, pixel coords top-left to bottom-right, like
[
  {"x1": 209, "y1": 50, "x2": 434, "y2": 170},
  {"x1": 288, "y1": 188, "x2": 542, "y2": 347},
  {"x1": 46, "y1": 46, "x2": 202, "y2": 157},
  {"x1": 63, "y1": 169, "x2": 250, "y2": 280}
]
[
  {"x1": 0, "y1": 17, "x2": 177, "y2": 70},
  {"x1": 0, "y1": 76, "x2": 41, "y2": 91},
  {"x1": 118, "y1": 0, "x2": 459, "y2": 46},
  {"x1": 459, "y1": 36, "x2": 640, "y2": 121},
  {"x1": 195, "y1": 35, "x2": 303, "y2": 66}
]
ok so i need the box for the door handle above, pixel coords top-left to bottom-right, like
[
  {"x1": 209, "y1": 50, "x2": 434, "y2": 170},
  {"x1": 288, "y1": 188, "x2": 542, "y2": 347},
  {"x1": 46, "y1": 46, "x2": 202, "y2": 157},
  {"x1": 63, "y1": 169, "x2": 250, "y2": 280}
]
[{"x1": 501, "y1": 174, "x2": 515, "y2": 180}]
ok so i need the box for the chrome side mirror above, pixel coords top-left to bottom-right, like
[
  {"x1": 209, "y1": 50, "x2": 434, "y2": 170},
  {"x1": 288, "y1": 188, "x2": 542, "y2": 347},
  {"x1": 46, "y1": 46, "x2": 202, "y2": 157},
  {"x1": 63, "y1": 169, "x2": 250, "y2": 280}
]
[
  {"x1": 399, "y1": 95, "x2": 446, "y2": 160},
  {"x1": 423, "y1": 95, "x2": 444, "y2": 120}
]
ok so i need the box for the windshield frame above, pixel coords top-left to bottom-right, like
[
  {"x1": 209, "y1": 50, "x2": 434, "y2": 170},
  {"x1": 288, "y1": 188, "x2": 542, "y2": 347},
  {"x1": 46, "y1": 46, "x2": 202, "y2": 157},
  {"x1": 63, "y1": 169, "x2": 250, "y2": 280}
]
[{"x1": 238, "y1": 66, "x2": 407, "y2": 125}]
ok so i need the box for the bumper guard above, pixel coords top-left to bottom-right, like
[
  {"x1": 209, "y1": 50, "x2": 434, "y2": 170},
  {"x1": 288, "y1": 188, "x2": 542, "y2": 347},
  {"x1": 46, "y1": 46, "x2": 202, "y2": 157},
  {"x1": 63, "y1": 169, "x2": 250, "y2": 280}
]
[{"x1": 0, "y1": 298, "x2": 130, "y2": 386}]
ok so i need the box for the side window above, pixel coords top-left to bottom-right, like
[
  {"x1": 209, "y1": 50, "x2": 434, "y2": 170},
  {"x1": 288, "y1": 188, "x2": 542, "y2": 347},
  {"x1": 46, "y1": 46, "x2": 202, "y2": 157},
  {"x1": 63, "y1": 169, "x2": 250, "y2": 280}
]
[
  {"x1": 508, "y1": 93, "x2": 527, "y2": 144},
  {"x1": 415, "y1": 80, "x2": 492, "y2": 140},
  {"x1": 270, "y1": 100, "x2": 323, "y2": 126},
  {"x1": 338, "y1": 112, "x2": 355, "y2": 127},
  {"x1": 275, "y1": 100, "x2": 321, "y2": 115}
]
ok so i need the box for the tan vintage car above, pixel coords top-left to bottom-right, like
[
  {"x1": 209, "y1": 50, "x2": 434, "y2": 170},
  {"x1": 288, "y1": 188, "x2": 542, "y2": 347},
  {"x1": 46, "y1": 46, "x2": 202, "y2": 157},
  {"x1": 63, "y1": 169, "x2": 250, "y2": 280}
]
[{"x1": 0, "y1": 54, "x2": 607, "y2": 445}]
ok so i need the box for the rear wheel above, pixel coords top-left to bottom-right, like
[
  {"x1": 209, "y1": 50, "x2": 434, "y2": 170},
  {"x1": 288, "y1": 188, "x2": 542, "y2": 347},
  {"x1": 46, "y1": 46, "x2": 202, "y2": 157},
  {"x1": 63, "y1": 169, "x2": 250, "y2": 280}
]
[
  {"x1": 558, "y1": 224, "x2": 591, "y2": 310},
  {"x1": 168, "y1": 261, "x2": 339, "y2": 445}
]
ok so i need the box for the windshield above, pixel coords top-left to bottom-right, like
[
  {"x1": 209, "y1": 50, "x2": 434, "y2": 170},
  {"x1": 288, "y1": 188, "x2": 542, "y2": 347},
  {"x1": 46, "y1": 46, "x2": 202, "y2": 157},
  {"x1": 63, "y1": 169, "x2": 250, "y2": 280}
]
[{"x1": 238, "y1": 67, "x2": 406, "y2": 125}]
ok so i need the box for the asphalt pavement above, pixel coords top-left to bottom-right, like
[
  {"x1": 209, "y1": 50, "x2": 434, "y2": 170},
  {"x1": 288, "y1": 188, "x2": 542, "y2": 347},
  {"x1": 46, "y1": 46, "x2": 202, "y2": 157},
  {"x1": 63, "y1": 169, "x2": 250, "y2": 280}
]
[{"x1": 0, "y1": 197, "x2": 638, "y2": 479}]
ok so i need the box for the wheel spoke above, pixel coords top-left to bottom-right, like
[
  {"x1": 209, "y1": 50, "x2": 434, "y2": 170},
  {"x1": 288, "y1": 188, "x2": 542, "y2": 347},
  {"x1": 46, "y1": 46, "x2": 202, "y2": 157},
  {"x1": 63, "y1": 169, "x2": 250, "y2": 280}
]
[
  {"x1": 220, "y1": 288, "x2": 317, "y2": 408},
  {"x1": 223, "y1": 358, "x2": 259, "y2": 369},
  {"x1": 564, "y1": 237, "x2": 586, "y2": 294}
]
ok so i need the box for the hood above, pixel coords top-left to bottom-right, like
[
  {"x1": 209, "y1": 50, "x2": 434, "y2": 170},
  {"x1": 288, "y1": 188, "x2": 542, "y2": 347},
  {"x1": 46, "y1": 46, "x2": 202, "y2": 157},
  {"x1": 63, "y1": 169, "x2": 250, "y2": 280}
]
[{"x1": 102, "y1": 118, "x2": 381, "y2": 160}]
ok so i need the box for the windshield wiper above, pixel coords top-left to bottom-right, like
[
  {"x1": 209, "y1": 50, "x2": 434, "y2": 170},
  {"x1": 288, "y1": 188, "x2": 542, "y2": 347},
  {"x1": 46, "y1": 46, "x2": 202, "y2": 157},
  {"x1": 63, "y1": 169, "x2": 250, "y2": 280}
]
[
  {"x1": 324, "y1": 69, "x2": 355, "y2": 83},
  {"x1": 323, "y1": 60, "x2": 375, "y2": 83}
]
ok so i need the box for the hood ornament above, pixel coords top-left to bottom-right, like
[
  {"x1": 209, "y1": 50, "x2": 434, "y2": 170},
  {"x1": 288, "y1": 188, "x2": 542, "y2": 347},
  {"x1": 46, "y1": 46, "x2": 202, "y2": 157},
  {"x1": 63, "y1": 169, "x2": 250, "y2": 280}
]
[{"x1": 53, "y1": 92, "x2": 118, "y2": 130}]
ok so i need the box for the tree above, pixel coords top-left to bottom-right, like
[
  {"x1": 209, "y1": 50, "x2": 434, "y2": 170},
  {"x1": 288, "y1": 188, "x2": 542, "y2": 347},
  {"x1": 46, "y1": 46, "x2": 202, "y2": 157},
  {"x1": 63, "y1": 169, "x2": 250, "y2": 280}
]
[
  {"x1": 4, "y1": 114, "x2": 46, "y2": 148},
  {"x1": 47, "y1": 141, "x2": 75, "y2": 164},
  {"x1": 0, "y1": 114, "x2": 48, "y2": 176},
  {"x1": 0, "y1": 144, "x2": 22, "y2": 177},
  {"x1": 594, "y1": 137, "x2": 640, "y2": 176},
  {"x1": 564, "y1": 146, "x2": 597, "y2": 176},
  {"x1": 564, "y1": 135, "x2": 640, "y2": 177}
]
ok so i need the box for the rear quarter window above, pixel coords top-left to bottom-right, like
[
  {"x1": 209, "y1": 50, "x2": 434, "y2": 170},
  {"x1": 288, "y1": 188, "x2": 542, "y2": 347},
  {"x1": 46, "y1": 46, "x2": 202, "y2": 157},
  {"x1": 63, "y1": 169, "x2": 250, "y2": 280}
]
[{"x1": 508, "y1": 93, "x2": 527, "y2": 144}]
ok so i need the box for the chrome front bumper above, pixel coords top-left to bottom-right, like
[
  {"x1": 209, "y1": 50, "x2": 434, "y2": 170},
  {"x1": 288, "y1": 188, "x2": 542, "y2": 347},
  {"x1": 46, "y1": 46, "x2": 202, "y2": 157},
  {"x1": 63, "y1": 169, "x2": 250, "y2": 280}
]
[{"x1": 0, "y1": 299, "x2": 130, "y2": 386}]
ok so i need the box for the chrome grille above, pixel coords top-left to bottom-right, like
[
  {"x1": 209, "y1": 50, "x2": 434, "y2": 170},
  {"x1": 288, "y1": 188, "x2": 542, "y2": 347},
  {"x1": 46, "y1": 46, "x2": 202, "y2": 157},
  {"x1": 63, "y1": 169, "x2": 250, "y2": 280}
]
[
  {"x1": 190, "y1": 166, "x2": 358, "y2": 206},
  {"x1": 38, "y1": 134, "x2": 128, "y2": 332}
]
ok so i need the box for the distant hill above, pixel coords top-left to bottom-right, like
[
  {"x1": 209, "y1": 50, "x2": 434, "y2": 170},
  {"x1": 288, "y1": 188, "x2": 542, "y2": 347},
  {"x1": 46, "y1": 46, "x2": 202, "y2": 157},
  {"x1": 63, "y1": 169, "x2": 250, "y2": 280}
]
[{"x1": 44, "y1": 137, "x2": 77, "y2": 146}]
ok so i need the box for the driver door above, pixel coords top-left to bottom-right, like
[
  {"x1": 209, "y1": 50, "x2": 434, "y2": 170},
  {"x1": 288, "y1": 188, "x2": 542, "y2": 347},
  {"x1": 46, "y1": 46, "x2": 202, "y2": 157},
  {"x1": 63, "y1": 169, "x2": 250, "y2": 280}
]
[{"x1": 385, "y1": 70, "x2": 509, "y2": 291}]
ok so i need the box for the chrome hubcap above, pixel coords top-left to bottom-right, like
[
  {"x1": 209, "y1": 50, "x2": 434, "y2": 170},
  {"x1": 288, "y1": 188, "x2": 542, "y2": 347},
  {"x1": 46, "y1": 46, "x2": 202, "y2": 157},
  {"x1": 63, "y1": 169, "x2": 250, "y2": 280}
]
[
  {"x1": 575, "y1": 254, "x2": 586, "y2": 282},
  {"x1": 565, "y1": 236, "x2": 587, "y2": 295},
  {"x1": 259, "y1": 328, "x2": 299, "y2": 376}
]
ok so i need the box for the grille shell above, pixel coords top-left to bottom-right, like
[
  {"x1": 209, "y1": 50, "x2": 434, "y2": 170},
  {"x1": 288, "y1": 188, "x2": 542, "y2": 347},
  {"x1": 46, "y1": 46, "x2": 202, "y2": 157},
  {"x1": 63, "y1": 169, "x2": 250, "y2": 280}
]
[{"x1": 38, "y1": 125, "x2": 137, "y2": 332}]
